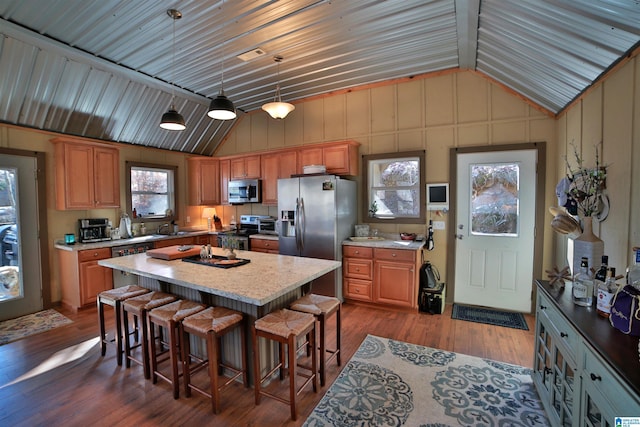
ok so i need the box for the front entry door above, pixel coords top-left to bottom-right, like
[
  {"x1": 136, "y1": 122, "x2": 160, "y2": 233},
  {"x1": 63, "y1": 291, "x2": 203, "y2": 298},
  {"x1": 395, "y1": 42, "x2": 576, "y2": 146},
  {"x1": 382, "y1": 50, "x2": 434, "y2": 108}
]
[
  {"x1": 454, "y1": 149, "x2": 536, "y2": 312},
  {"x1": 0, "y1": 154, "x2": 43, "y2": 320}
]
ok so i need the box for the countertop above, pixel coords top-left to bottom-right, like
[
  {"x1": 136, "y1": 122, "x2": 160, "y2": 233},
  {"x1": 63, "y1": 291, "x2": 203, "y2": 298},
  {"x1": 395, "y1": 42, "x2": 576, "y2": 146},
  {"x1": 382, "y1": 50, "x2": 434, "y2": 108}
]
[
  {"x1": 342, "y1": 237, "x2": 425, "y2": 251},
  {"x1": 250, "y1": 234, "x2": 278, "y2": 241},
  {"x1": 98, "y1": 248, "x2": 341, "y2": 307},
  {"x1": 54, "y1": 229, "x2": 224, "y2": 252}
]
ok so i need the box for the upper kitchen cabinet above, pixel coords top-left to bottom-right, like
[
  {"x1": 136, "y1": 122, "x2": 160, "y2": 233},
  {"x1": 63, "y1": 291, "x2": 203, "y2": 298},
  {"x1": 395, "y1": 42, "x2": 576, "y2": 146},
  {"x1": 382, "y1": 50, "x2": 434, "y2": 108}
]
[
  {"x1": 230, "y1": 155, "x2": 261, "y2": 179},
  {"x1": 297, "y1": 140, "x2": 360, "y2": 176},
  {"x1": 188, "y1": 157, "x2": 220, "y2": 206},
  {"x1": 261, "y1": 150, "x2": 297, "y2": 205},
  {"x1": 220, "y1": 159, "x2": 230, "y2": 205},
  {"x1": 52, "y1": 138, "x2": 120, "y2": 210}
]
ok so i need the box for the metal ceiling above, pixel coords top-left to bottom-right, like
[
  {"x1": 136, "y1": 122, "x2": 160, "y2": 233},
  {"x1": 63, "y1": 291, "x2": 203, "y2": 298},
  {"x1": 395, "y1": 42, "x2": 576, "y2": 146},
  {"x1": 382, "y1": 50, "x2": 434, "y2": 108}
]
[{"x1": 0, "y1": 0, "x2": 638, "y2": 156}]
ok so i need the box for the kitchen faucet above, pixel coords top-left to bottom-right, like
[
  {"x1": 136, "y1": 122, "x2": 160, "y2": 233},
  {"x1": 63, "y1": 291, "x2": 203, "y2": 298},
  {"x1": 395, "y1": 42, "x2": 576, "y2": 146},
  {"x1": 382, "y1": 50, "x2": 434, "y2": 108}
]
[{"x1": 157, "y1": 223, "x2": 170, "y2": 235}]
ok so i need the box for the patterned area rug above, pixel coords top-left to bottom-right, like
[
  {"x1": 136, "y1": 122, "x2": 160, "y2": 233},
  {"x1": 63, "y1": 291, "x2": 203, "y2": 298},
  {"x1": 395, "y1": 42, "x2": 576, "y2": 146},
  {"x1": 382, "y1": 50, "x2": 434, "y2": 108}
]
[
  {"x1": 0, "y1": 309, "x2": 72, "y2": 345},
  {"x1": 304, "y1": 335, "x2": 549, "y2": 427},
  {"x1": 452, "y1": 304, "x2": 529, "y2": 330}
]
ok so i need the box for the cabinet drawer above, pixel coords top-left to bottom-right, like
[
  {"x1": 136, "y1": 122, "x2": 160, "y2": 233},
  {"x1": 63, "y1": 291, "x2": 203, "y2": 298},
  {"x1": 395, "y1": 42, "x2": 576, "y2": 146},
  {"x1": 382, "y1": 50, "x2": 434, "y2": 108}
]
[
  {"x1": 344, "y1": 258, "x2": 373, "y2": 280},
  {"x1": 537, "y1": 292, "x2": 578, "y2": 361},
  {"x1": 78, "y1": 248, "x2": 112, "y2": 262},
  {"x1": 374, "y1": 248, "x2": 415, "y2": 263},
  {"x1": 582, "y1": 343, "x2": 640, "y2": 414},
  {"x1": 251, "y1": 238, "x2": 279, "y2": 251},
  {"x1": 343, "y1": 245, "x2": 373, "y2": 259},
  {"x1": 344, "y1": 278, "x2": 372, "y2": 301}
]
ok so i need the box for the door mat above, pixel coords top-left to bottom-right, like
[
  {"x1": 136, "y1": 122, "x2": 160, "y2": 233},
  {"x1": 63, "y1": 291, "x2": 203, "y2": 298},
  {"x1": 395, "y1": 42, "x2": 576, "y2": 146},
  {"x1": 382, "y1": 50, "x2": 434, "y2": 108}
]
[
  {"x1": 0, "y1": 309, "x2": 73, "y2": 345},
  {"x1": 451, "y1": 303, "x2": 529, "y2": 330}
]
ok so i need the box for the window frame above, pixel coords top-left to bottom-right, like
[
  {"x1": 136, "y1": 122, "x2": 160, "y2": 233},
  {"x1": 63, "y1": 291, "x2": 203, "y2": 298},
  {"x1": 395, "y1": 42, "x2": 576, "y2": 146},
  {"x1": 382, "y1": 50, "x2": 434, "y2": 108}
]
[
  {"x1": 125, "y1": 161, "x2": 178, "y2": 224},
  {"x1": 362, "y1": 150, "x2": 426, "y2": 224}
]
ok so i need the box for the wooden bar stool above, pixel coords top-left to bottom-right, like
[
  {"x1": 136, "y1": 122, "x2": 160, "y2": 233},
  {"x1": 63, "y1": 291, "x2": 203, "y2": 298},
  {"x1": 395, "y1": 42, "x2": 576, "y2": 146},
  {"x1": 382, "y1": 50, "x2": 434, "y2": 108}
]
[
  {"x1": 252, "y1": 308, "x2": 317, "y2": 421},
  {"x1": 290, "y1": 293, "x2": 341, "y2": 386},
  {"x1": 148, "y1": 300, "x2": 206, "y2": 399},
  {"x1": 122, "y1": 291, "x2": 177, "y2": 379},
  {"x1": 97, "y1": 285, "x2": 149, "y2": 366},
  {"x1": 182, "y1": 306, "x2": 248, "y2": 413}
]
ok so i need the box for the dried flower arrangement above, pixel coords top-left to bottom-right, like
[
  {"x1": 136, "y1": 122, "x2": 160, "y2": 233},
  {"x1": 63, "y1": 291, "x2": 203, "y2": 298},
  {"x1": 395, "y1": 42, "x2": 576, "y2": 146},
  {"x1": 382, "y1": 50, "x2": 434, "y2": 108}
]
[{"x1": 562, "y1": 142, "x2": 607, "y2": 218}]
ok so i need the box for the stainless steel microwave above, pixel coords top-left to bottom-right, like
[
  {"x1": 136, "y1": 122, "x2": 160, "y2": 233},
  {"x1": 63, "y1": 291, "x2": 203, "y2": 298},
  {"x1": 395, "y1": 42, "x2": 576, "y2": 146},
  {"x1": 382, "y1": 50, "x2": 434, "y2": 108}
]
[{"x1": 228, "y1": 179, "x2": 261, "y2": 204}]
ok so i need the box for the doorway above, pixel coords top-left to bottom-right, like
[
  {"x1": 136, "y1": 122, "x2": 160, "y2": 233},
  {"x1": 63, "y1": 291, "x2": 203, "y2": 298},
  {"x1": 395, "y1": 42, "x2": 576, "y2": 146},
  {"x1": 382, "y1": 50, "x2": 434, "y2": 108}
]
[
  {"x1": 448, "y1": 143, "x2": 545, "y2": 313},
  {"x1": 0, "y1": 149, "x2": 49, "y2": 321}
]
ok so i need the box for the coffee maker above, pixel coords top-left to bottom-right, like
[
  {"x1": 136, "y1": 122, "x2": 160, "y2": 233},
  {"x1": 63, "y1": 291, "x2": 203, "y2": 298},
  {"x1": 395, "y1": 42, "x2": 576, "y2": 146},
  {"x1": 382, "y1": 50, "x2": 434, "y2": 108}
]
[{"x1": 78, "y1": 218, "x2": 110, "y2": 243}]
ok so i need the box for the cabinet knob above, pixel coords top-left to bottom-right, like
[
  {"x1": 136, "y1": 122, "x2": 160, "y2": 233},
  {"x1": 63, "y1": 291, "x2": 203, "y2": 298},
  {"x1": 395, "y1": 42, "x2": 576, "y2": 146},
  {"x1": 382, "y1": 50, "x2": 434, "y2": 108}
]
[
  {"x1": 544, "y1": 367, "x2": 552, "y2": 376},
  {"x1": 355, "y1": 268, "x2": 360, "y2": 272},
  {"x1": 93, "y1": 252, "x2": 99, "y2": 257},
  {"x1": 539, "y1": 305, "x2": 547, "y2": 310},
  {"x1": 392, "y1": 253, "x2": 397, "y2": 257},
  {"x1": 560, "y1": 332, "x2": 568, "y2": 338},
  {"x1": 590, "y1": 373, "x2": 602, "y2": 382},
  {"x1": 355, "y1": 250, "x2": 360, "y2": 254}
]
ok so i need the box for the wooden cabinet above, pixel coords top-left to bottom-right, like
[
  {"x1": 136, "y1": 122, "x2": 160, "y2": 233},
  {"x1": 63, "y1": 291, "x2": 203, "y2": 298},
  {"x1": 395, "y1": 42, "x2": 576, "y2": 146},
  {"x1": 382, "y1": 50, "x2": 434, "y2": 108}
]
[
  {"x1": 220, "y1": 159, "x2": 230, "y2": 205},
  {"x1": 298, "y1": 141, "x2": 359, "y2": 176},
  {"x1": 343, "y1": 245, "x2": 418, "y2": 309},
  {"x1": 59, "y1": 247, "x2": 113, "y2": 311},
  {"x1": 261, "y1": 150, "x2": 298, "y2": 205},
  {"x1": 533, "y1": 281, "x2": 640, "y2": 425},
  {"x1": 251, "y1": 237, "x2": 279, "y2": 254},
  {"x1": 188, "y1": 157, "x2": 220, "y2": 205},
  {"x1": 230, "y1": 155, "x2": 261, "y2": 179},
  {"x1": 52, "y1": 138, "x2": 120, "y2": 210}
]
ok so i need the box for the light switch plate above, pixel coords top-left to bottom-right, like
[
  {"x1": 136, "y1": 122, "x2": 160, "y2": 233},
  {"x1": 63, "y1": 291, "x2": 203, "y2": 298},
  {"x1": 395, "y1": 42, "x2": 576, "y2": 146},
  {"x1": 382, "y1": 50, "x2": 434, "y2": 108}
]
[{"x1": 432, "y1": 221, "x2": 445, "y2": 230}]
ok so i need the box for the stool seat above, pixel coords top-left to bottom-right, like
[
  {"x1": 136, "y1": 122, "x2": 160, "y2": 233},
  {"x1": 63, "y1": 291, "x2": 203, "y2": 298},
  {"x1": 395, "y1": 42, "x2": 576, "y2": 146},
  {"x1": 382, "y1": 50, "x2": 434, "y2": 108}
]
[
  {"x1": 98, "y1": 285, "x2": 149, "y2": 366},
  {"x1": 122, "y1": 291, "x2": 177, "y2": 378},
  {"x1": 148, "y1": 300, "x2": 206, "y2": 399},
  {"x1": 289, "y1": 293, "x2": 341, "y2": 386},
  {"x1": 182, "y1": 307, "x2": 247, "y2": 413},
  {"x1": 253, "y1": 308, "x2": 317, "y2": 421},
  {"x1": 254, "y1": 308, "x2": 315, "y2": 337}
]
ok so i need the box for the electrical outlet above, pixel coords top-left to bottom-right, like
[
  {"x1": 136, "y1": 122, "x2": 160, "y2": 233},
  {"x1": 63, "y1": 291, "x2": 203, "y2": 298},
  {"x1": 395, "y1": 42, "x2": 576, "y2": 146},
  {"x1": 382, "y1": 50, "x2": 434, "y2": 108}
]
[
  {"x1": 433, "y1": 221, "x2": 445, "y2": 230},
  {"x1": 186, "y1": 216, "x2": 190, "y2": 223}
]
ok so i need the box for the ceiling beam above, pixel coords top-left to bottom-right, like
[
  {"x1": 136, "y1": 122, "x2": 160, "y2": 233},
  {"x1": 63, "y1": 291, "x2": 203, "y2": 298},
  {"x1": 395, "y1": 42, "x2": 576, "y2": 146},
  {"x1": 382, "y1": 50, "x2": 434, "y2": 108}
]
[{"x1": 455, "y1": 0, "x2": 480, "y2": 69}]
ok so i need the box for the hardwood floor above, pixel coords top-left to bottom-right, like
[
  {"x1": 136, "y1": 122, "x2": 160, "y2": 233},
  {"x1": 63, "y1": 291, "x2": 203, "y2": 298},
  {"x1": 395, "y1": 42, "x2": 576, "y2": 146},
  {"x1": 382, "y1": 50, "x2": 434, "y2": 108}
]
[{"x1": 0, "y1": 303, "x2": 535, "y2": 427}]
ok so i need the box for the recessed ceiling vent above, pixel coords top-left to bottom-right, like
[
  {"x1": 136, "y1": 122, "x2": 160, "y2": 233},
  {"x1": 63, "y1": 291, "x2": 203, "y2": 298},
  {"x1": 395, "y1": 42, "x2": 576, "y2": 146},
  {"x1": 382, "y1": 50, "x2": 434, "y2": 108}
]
[{"x1": 237, "y1": 48, "x2": 267, "y2": 62}]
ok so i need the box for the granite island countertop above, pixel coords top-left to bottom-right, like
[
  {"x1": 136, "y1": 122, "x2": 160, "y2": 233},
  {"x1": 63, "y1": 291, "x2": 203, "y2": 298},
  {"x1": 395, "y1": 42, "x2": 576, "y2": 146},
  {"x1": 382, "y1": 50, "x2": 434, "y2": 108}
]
[{"x1": 98, "y1": 247, "x2": 341, "y2": 307}]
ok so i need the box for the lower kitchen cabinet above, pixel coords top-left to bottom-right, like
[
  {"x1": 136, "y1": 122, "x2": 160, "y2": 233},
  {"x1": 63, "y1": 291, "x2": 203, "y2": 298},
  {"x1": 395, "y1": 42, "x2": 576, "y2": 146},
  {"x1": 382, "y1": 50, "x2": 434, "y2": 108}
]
[
  {"x1": 534, "y1": 280, "x2": 640, "y2": 426},
  {"x1": 250, "y1": 237, "x2": 279, "y2": 254},
  {"x1": 58, "y1": 247, "x2": 113, "y2": 311},
  {"x1": 343, "y1": 244, "x2": 419, "y2": 309}
]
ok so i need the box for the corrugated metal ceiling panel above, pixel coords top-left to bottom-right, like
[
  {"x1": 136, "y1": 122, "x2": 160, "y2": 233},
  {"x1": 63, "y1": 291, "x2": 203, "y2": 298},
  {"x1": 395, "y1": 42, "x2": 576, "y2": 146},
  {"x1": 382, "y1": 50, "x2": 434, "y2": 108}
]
[{"x1": 0, "y1": 0, "x2": 638, "y2": 154}]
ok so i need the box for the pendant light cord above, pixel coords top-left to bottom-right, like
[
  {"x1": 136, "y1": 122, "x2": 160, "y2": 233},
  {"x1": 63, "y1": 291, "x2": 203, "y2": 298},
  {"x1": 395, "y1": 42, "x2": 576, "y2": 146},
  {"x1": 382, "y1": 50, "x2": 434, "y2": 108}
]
[{"x1": 170, "y1": 13, "x2": 176, "y2": 107}]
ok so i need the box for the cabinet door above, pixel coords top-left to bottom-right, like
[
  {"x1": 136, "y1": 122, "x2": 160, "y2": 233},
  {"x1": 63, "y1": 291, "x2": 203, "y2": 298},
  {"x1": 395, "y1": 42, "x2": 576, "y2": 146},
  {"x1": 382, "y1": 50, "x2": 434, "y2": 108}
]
[
  {"x1": 61, "y1": 143, "x2": 95, "y2": 209},
  {"x1": 279, "y1": 150, "x2": 298, "y2": 179},
  {"x1": 261, "y1": 154, "x2": 279, "y2": 205},
  {"x1": 220, "y1": 159, "x2": 230, "y2": 205},
  {"x1": 344, "y1": 277, "x2": 372, "y2": 301},
  {"x1": 298, "y1": 147, "x2": 323, "y2": 173},
  {"x1": 324, "y1": 144, "x2": 356, "y2": 175},
  {"x1": 79, "y1": 260, "x2": 112, "y2": 306},
  {"x1": 344, "y1": 258, "x2": 373, "y2": 280},
  {"x1": 374, "y1": 261, "x2": 415, "y2": 307},
  {"x1": 230, "y1": 156, "x2": 261, "y2": 179},
  {"x1": 197, "y1": 159, "x2": 220, "y2": 205},
  {"x1": 93, "y1": 146, "x2": 120, "y2": 208}
]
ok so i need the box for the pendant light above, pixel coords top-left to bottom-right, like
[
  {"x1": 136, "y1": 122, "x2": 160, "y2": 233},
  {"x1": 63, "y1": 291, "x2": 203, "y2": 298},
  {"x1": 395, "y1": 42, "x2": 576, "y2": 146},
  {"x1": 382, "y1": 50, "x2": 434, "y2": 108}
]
[
  {"x1": 207, "y1": 0, "x2": 236, "y2": 120},
  {"x1": 262, "y1": 55, "x2": 295, "y2": 119},
  {"x1": 160, "y1": 9, "x2": 186, "y2": 131}
]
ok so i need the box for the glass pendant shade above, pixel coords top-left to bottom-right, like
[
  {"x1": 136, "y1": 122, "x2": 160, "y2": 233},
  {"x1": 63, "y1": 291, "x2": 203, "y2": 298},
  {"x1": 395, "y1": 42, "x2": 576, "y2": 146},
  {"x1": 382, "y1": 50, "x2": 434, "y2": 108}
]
[
  {"x1": 207, "y1": 91, "x2": 237, "y2": 120},
  {"x1": 160, "y1": 107, "x2": 186, "y2": 130},
  {"x1": 262, "y1": 100, "x2": 295, "y2": 119}
]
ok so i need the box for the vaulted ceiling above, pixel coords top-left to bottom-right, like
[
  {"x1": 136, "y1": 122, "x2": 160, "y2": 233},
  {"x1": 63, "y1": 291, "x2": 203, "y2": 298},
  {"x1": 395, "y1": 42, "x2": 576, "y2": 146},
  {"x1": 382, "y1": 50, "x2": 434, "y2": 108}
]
[{"x1": 1, "y1": 0, "x2": 638, "y2": 156}]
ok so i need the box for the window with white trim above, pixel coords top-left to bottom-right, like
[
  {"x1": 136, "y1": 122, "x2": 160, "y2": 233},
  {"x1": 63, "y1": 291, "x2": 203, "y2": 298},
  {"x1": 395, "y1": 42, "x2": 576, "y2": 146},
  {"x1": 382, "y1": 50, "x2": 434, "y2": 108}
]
[{"x1": 126, "y1": 162, "x2": 177, "y2": 222}]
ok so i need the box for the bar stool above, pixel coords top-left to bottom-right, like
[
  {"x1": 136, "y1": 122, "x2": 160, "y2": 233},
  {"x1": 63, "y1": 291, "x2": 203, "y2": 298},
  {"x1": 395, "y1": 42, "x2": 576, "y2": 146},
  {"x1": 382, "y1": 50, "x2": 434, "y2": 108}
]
[
  {"x1": 182, "y1": 306, "x2": 248, "y2": 413},
  {"x1": 122, "y1": 291, "x2": 177, "y2": 379},
  {"x1": 97, "y1": 285, "x2": 149, "y2": 366},
  {"x1": 290, "y1": 293, "x2": 341, "y2": 386},
  {"x1": 252, "y1": 308, "x2": 317, "y2": 421},
  {"x1": 148, "y1": 300, "x2": 206, "y2": 399}
]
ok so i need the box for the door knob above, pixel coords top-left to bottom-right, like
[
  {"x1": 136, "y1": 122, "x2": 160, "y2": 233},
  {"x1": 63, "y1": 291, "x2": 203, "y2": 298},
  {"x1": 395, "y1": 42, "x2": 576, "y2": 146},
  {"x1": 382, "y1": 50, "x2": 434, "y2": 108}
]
[
  {"x1": 456, "y1": 234, "x2": 464, "y2": 240},
  {"x1": 458, "y1": 224, "x2": 464, "y2": 230}
]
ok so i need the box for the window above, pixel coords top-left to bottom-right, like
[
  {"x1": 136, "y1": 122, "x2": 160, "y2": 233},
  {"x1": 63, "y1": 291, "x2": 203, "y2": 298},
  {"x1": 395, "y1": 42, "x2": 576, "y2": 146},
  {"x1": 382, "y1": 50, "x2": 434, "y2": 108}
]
[
  {"x1": 363, "y1": 151, "x2": 426, "y2": 224},
  {"x1": 470, "y1": 162, "x2": 520, "y2": 236},
  {"x1": 126, "y1": 162, "x2": 177, "y2": 222}
]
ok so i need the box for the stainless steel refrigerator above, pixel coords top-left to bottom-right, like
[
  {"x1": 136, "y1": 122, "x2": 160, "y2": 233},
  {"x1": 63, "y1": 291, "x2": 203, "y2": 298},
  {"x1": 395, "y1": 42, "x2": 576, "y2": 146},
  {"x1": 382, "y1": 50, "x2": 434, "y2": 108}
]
[{"x1": 278, "y1": 175, "x2": 357, "y2": 299}]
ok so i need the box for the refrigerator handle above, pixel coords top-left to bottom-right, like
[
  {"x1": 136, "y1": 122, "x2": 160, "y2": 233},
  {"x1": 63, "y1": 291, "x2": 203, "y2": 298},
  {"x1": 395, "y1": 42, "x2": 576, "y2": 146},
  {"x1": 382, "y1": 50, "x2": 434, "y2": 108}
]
[
  {"x1": 295, "y1": 198, "x2": 301, "y2": 250},
  {"x1": 299, "y1": 197, "x2": 305, "y2": 251}
]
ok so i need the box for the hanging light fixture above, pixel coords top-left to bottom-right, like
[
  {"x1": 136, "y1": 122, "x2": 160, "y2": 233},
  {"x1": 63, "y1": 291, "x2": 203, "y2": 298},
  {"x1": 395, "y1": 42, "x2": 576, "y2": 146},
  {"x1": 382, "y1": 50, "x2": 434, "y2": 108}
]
[
  {"x1": 207, "y1": 0, "x2": 236, "y2": 120},
  {"x1": 160, "y1": 9, "x2": 186, "y2": 131},
  {"x1": 262, "y1": 55, "x2": 295, "y2": 119}
]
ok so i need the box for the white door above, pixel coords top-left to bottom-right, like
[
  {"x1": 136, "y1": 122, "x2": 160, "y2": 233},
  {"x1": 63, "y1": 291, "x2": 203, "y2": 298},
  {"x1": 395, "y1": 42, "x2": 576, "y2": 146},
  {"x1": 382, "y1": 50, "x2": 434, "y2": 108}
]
[
  {"x1": 454, "y1": 149, "x2": 536, "y2": 312},
  {"x1": 0, "y1": 154, "x2": 43, "y2": 320}
]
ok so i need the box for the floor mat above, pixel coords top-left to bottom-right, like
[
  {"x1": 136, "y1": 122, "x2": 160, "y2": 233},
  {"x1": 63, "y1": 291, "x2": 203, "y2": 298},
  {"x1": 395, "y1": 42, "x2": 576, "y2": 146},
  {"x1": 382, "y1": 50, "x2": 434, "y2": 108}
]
[
  {"x1": 304, "y1": 334, "x2": 548, "y2": 426},
  {"x1": 451, "y1": 303, "x2": 529, "y2": 330},
  {"x1": 0, "y1": 309, "x2": 73, "y2": 345}
]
